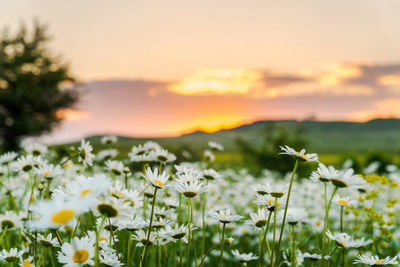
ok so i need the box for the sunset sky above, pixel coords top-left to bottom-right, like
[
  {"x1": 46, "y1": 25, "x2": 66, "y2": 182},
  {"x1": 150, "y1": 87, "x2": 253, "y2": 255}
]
[{"x1": 2, "y1": 0, "x2": 400, "y2": 142}]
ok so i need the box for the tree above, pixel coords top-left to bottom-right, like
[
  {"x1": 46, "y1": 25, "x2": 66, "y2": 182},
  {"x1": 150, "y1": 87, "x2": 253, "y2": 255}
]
[{"x1": 0, "y1": 21, "x2": 78, "y2": 151}]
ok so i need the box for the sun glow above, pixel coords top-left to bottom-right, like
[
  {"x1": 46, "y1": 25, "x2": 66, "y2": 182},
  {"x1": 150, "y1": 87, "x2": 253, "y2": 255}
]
[{"x1": 174, "y1": 114, "x2": 246, "y2": 134}]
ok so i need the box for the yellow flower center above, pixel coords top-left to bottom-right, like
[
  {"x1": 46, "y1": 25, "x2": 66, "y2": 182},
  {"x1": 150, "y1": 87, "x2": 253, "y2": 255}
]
[
  {"x1": 338, "y1": 199, "x2": 348, "y2": 206},
  {"x1": 81, "y1": 189, "x2": 93, "y2": 197},
  {"x1": 118, "y1": 192, "x2": 124, "y2": 197},
  {"x1": 51, "y1": 210, "x2": 75, "y2": 224},
  {"x1": 315, "y1": 221, "x2": 321, "y2": 226},
  {"x1": 64, "y1": 162, "x2": 70, "y2": 169},
  {"x1": 154, "y1": 179, "x2": 164, "y2": 187},
  {"x1": 99, "y1": 237, "x2": 107, "y2": 242},
  {"x1": 376, "y1": 259, "x2": 382, "y2": 264},
  {"x1": 44, "y1": 171, "x2": 50, "y2": 177},
  {"x1": 22, "y1": 261, "x2": 32, "y2": 267},
  {"x1": 73, "y1": 249, "x2": 89, "y2": 263},
  {"x1": 302, "y1": 154, "x2": 306, "y2": 159}
]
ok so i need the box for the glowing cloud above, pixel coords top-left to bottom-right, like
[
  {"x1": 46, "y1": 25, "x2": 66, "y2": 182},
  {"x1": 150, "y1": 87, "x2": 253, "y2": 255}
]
[
  {"x1": 379, "y1": 75, "x2": 400, "y2": 86},
  {"x1": 169, "y1": 68, "x2": 264, "y2": 95},
  {"x1": 319, "y1": 63, "x2": 362, "y2": 86}
]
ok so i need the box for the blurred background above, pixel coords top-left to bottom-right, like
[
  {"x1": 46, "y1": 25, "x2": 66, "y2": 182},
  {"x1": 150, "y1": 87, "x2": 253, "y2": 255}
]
[{"x1": 1, "y1": 0, "x2": 400, "y2": 173}]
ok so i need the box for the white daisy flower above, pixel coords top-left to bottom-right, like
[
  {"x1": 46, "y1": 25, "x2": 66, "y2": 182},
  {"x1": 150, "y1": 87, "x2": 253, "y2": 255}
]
[
  {"x1": 105, "y1": 160, "x2": 124, "y2": 176},
  {"x1": 330, "y1": 168, "x2": 366, "y2": 189},
  {"x1": 142, "y1": 167, "x2": 170, "y2": 189},
  {"x1": 354, "y1": 254, "x2": 398, "y2": 265},
  {"x1": 122, "y1": 216, "x2": 147, "y2": 232},
  {"x1": 326, "y1": 229, "x2": 363, "y2": 248},
  {"x1": 132, "y1": 229, "x2": 157, "y2": 247},
  {"x1": 204, "y1": 150, "x2": 215, "y2": 162},
  {"x1": 0, "y1": 151, "x2": 18, "y2": 165},
  {"x1": 246, "y1": 207, "x2": 270, "y2": 228},
  {"x1": 171, "y1": 179, "x2": 207, "y2": 198},
  {"x1": 96, "y1": 197, "x2": 132, "y2": 220},
  {"x1": 57, "y1": 236, "x2": 95, "y2": 266},
  {"x1": 100, "y1": 135, "x2": 117, "y2": 145},
  {"x1": 15, "y1": 155, "x2": 36, "y2": 172},
  {"x1": 29, "y1": 198, "x2": 83, "y2": 230},
  {"x1": 231, "y1": 249, "x2": 258, "y2": 262},
  {"x1": 203, "y1": 169, "x2": 221, "y2": 181},
  {"x1": 208, "y1": 141, "x2": 224, "y2": 151},
  {"x1": 78, "y1": 140, "x2": 95, "y2": 166},
  {"x1": 174, "y1": 165, "x2": 203, "y2": 182},
  {"x1": 100, "y1": 249, "x2": 122, "y2": 267},
  {"x1": 210, "y1": 209, "x2": 243, "y2": 224},
  {"x1": 254, "y1": 194, "x2": 283, "y2": 212},
  {"x1": 0, "y1": 248, "x2": 23, "y2": 262},
  {"x1": 150, "y1": 148, "x2": 176, "y2": 163},
  {"x1": 34, "y1": 163, "x2": 63, "y2": 180},
  {"x1": 38, "y1": 233, "x2": 59, "y2": 247},
  {"x1": 0, "y1": 211, "x2": 22, "y2": 230},
  {"x1": 333, "y1": 195, "x2": 357, "y2": 207},
  {"x1": 96, "y1": 149, "x2": 118, "y2": 161},
  {"x1": 279, "y1": 145, "x2": 318, "y2": 162},
  {"x1": 20, "y1": 256, "x2": 35, "y2": 267},
  {"x1": 286, "y1": 207, "x2": 307, "y2": 225},
  {"x1": 24, "y1": 141, "x2": 48, "y2": 156},
  {"x1": 310, "y1": 163, "x2": 339, "y2": 183}
]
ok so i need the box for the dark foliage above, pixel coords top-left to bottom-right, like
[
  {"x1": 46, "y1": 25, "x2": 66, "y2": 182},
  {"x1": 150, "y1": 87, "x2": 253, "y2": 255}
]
[
  {"x1": 235, "y1": 123, "x2": 316, "y2": 176},
  {"x1": 0, "y1": 21, "x2": 78, "y2": 151}
]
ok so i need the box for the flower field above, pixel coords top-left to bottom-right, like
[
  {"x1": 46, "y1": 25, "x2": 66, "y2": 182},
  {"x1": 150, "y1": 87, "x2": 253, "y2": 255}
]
[{"x1": 0, "y1": 137, "x2": 399, "y2": 266}]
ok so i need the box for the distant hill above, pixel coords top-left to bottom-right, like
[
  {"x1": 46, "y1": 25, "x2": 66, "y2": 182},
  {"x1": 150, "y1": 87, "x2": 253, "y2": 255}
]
[{"x1": 81, "y1": 118, "x2": 400, "y2": 155}]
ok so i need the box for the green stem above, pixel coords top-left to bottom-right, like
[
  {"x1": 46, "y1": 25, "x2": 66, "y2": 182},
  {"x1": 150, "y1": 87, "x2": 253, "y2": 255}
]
[
  {"x1": 140, "y1": 187, "x2": 158, "y2": 267},
  {"x1": 60, "y1": 154, "x2": 80, "y2": 167},
  {"x1": 258, "y1": 211, "x2": 272, "y2": 267},
  {"x1": 46, "y1": 179, "x2": 51, "y2": 199},
  {"x1": 321, "y1": 187, "x2": 338, "y2": 263},
  {"x1": 340, "y1": 206, "x2": 344, "y2": 232},
  {"x1": 275, "y1": 160, "x2": 299, "y2": 266},
  {"x1": 180, "y1": 239, "x2": 184, "y2": 267},
  {"x1": 95, "y1": 215, "x2": 106, "y2": 267},
  {"x1": 291, "y1": 224, "x2": 296, "y2": 267},
  {"x1": 158, "y1": 240, "x2": 161, "y2": 267},
  {"x1": 187, "y1": 198, "x2": 192, "y2": 267},
  {"x1": 0, "y1": 225, "x2": 8, "y2": 243},
  {"x1": 108, "y1": 217, "x2": 121, "y2": 261},
  {"x1": 178, "y1": 193, "x2": 182, "y2": 224},
  {"x1": 127, "y1": 232, "x2": 132, "y2": 267},
  {"x1": 199, "y1": 245, "x2": 219, "y2": 267},
  {"x1": 271, "y1": 197, "x2": 278, "y2": 266},
  {"x1": 190, "y1": 198, "x2": 198, "y2": 267},
  {"x1": 201, "y1": 192, "x2": 207, "y2": 257},
  {"x1": 219, "y1": 223, "x2": 226, "y2": 267}
]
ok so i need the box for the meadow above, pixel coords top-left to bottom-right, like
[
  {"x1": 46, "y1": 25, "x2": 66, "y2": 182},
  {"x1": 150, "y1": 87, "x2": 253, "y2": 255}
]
[{"x1": 0, "y1": 136, "x2": 399, "y2": 267}]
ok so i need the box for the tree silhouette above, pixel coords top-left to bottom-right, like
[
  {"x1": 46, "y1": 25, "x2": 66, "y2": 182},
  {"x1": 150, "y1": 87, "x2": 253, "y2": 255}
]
[{"x1": 0, "y1": 21, "x2": 78, "y2": 151}]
